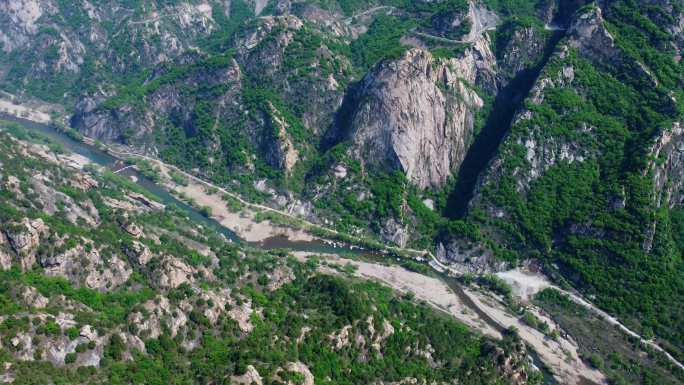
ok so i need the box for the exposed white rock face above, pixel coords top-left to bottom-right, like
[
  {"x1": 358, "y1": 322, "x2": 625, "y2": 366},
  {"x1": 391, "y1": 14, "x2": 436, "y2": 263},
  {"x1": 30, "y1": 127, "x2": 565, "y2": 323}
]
[
  {"x1": 1, "y1": 0, "x2": 227, "y2": 82},
  {"x1": 329, "y1": 324, "x2": 352, "y2": 350},
  {"x1": 45, "y1": 336, "x2": 82, "y2": 367},
  {"x1": 103, "y1": 192, "x2": 165, "y2": 213},
  {"x1": 123, "y1": 222, "x2": 144, "y2": 238},
  {"x1": 72, "y1": 56, "x2": 242, "y2": 145},
  {"x1": 566, "y1": 5, "x2": 658, "y2": 88},
  {"x1": 228, "y1": 298, "x2": 258, "y2": 333},
  {"x1": 128, "y1": 296, "x2": 188, "y2": 339},
  {"x1": 154, "y1": 256, "x2": 194, "y2": 289},
  {"x1": 0, "y1": 0, "x2": 50, "y2": 52},
  {"x1": 30, "y1": 176, "x2": 100, "y2": 226},
  {"x1": 264, "y1": 102, "x2": 299, "y2": 173},
  {"x1": 118, "y1": 332, "x2": 146, "y2": 360},
  {"x1": 642, "y1": 119, "x2": 684, "y2": 251},
  {"x1": 435, "y1": 239, "x2": 508, "y2": 274},
  {"x1": 231, "y1": 365, "x2": 263, "y2": 385},
  {"x1": 253, "y1": 0, "x2": 268, "y2": 16},
  {"x1": 4, "y1": 218, "x2": 47, "y2": 271},
  {"x1": 343, "y1": 47, "x2": 490, "y2": 188},
  {"x1": 0, "y1": 233, "x2": 12, "y2": 270},
  {"x1": 380, "y1": 218, "x2": 410, "y2": 248},
  {"x1": 40, "y1": 245, "x2": 132, "y2": 291},
  {"x1": 21, "y1": 286, "x2": 49, "y2": 309},
  {"x1": 70, "y1": 172, "x2": 99, "y2": 191},
  {"x1": 333, "y1": 164, "x2": 347, "y2": 178},
  {"x1": 10, "y1": 332, "x2": 35, "y2": 361},
  {"x1": 236, "y1": 15, "x2": 303, "y2": 53},
  {"x1": 463, "y1": 1, "x2": 499, "y2": 43},
  {"x1": 366, "y1": 316, "x2": 395, "y2": 352},
  {"x1": 651, "y1": 120, "x2": 684, "y2": 208},
  {"x1": 567, "y1": 7, "x2": 619, "y2": 64},
  {"x1": 265, "y1": 266, "x2": 295, "y2": 291},
  {"x1": 124, "y1": 240, "x2": 153, "y2": 266},
  {"x1": 127, "y1": 192, "x2": 165, "y2": 211},
  {"x1": 284, "y1": 362, "x2": 314, "y2": 385}
]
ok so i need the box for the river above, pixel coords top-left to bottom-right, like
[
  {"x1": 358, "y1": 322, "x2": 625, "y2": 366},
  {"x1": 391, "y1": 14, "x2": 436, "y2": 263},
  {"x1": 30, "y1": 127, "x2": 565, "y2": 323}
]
[
  {"x1": 0, "y1": 113, "x2": 366, "y2": 256},
  {"x1": 2, "y1": 113, "x2": 564, "y2": 383}
]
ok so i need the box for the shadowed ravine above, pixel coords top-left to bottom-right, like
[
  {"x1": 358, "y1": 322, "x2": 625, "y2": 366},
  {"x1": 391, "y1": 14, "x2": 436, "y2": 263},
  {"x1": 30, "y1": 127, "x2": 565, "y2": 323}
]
[{"x1": 444, "y1": 27, "x2": 567, "y2": 218}]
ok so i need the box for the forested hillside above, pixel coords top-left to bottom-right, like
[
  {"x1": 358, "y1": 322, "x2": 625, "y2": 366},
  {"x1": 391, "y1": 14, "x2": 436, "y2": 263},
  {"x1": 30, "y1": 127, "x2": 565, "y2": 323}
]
[
  {"x1": 2, "y1": 0, "x2": 684, "y2": 384},
  {"x1": 0, "y1": 122, "x2": 537, "y2": 384}
]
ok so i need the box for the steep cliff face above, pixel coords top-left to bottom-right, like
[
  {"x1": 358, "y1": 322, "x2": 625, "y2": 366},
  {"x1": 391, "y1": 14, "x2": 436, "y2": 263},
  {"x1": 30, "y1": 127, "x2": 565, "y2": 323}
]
[
  {"x1": 651, "y1": 120, "x2": 684, "y2": 209},
  {"x1": 445, "y1": 0, "x2": 684, "y2": 361},
  {"x1": 71, "y1": 54, "x2": 243, "y2": 147},
  {"x1": 465, "y1": 4, "x2": 676, "y2": 230},
  {"x1": 71, "y1": 12, "x2": 353, "y2": 181},
  {"x1": 336, "y1": 47, "x2": 488, "y2": 189},
  {"x1": 233, "y1": 14, "x2": 351, "y2": 135}
]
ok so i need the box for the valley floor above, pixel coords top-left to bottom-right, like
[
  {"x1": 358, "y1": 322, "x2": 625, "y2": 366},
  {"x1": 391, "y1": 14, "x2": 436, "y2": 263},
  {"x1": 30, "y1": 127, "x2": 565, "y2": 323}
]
[{"x1": 3, "y1": 106, "x2": 683, "y2": 384}]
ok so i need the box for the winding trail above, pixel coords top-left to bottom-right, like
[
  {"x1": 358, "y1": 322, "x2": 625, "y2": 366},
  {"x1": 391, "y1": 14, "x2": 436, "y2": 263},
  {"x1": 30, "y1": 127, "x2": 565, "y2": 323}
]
[
  {"x1": 560, "y1": 287, "x2": 684, "y2": 372},
  {"x1": 99, "y1": 142, "x2": 430, "y2": 257},
  {"x1": 109, "y1": 142, "x2": 684, "y2": 372},
  {"x1": 409, "y1": 27, "x2": 495, "y2": 45},
  {"x1": 343, "y1": 6, "x2": 395, "y2": 25},
  {"x1": 429, "y1": 253, "x2": 684, "y2": 372},
  {"x1": 112, "y1": 164, "x2": 135, "y2": 174}
]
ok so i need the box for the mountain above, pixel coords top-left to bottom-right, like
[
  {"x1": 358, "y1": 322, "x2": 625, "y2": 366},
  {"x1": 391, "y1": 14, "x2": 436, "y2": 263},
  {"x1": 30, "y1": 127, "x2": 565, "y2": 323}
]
[
  {"x1": 2, "y1": 0, "x2": 684, "y2": 384},
  {"x1": 441, "y1": 0, "x2": 684, "y2": 365},
  {"x1": 0, "y1": 121, "x2": 535, "y2": 384}
]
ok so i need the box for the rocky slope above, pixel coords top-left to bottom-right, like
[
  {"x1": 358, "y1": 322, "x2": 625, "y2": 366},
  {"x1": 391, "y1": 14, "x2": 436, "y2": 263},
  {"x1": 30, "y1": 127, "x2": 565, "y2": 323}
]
[
  {"x1": 0, "y1": 0, "x2": 250, "y2": 102},
  {"x1": 0, "y1": 121, "x2": 539, "y2": 384},
  {"x1": 4, "y1": 1, "x2": 684, "y2": 383},
  {"x1": 441, "y1": 0, "x2": 684, "y2": 367},
  {"x1": 330, "y1": 45, "x2": 488, "y2": 189},
  {"x1": 70, "y1": 12, "x2": 354, "y2": 184}
]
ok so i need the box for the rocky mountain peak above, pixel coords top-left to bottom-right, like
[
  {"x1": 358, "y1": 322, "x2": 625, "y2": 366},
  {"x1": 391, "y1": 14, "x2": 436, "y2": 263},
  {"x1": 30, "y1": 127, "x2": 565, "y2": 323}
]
[
  {"x1": 566, "y1": 5, "x2": 619, "y2": 64},
  {"x1": 335, "y1": 46, "x2": 488, "y2": 189}
]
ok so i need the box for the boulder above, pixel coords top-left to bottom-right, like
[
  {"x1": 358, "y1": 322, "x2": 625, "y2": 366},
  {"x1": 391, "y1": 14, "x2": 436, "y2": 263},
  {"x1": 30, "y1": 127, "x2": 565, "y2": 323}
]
[{"x1": 4, "y1": 218, "x2": 47, "y2": 270}]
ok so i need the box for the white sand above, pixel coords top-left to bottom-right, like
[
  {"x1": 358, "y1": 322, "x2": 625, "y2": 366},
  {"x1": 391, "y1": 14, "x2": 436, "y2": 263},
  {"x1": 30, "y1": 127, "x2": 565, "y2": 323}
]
[
  {"x1": 303, "y1": 252, "x2": 606, "y2": 385},
  {"x1": 0, "y1": 98, "x2": 52, "y2": 123},
  {"x1": 496, "y1": 268, "x2": 553, "y2": 302},
  {"x1": 169, "y1": 179, "x2": 315, "y2": 243},
  {"x1": 294, "y1": 252, "x2": 501, "y2": 338},
  {"x1": 462, "y1": 286, "x2": 606, "y2": 385}
]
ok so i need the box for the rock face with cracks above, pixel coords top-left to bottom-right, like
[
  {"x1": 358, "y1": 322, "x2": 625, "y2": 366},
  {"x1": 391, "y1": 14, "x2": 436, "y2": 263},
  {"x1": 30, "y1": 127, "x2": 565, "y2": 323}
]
[{"x1": 338, "y1": 47, "x2": 490, "y2": 189}]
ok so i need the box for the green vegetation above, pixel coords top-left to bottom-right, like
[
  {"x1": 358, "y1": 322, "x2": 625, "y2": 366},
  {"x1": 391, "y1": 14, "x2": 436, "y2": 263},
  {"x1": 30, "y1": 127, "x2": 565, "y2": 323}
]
[
  {"x1": 350, "y1": 15, "x2": 416, "y2": 71},
  {"x1": 535, "y1": 288, "x2": 684, "y2": 385},
  {"x1": 100, "y1": 52, "x2": 236, "y2": 112},
  {"x1": 0, "y1": 126, "x2": 539, "y2": 385},
  {"x1": 467, "y1": 2, "x2": 684, "y2": 362},
  {"x1": 3, "y1": 2, "x2": 684, "y2": 382}
]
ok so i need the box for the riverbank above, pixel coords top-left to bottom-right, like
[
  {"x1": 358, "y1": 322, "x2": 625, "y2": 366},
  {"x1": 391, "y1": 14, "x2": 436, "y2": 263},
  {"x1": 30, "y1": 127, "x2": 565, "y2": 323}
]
[
  {"x1": 167, "y1": 176, "x2": 316, "y2": 243},
  {"x1": 294, "y1": 251, "x2": 607, "y2": 385},
  {"x1": 6, "y1": 109, "x2": 683, "y2": 383},
  {"x1": 100, "y1": 141, "x2": 432, "y2": 258}
]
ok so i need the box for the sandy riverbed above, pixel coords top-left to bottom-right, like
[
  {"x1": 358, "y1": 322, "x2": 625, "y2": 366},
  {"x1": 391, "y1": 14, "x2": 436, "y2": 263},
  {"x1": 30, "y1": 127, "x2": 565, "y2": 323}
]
[
  {"x1": 157, "y1": 166, "x2": 316, "y2": 243},
  {"x1": 293, "y1": 251, "x2": 501, "y2": 338},
  {"x1": 302, "y1": 252, "x2": 606, "y2": 385},
  {"x1": 0, "y1": 98, "x2": 53, "y2": 124},
  {"x1": 462, "y1": 286, "x2": 606, "y2": 385}
]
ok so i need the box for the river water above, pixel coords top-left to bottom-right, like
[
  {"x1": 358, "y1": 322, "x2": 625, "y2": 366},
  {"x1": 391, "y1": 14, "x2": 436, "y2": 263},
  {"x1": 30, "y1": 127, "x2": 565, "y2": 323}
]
[
  {"x1": 2, "y1": 114, "x2": 558, "y2": 383},
  {"x1": 0, "y1": 113, "x2": 364, "y2": 256}
]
